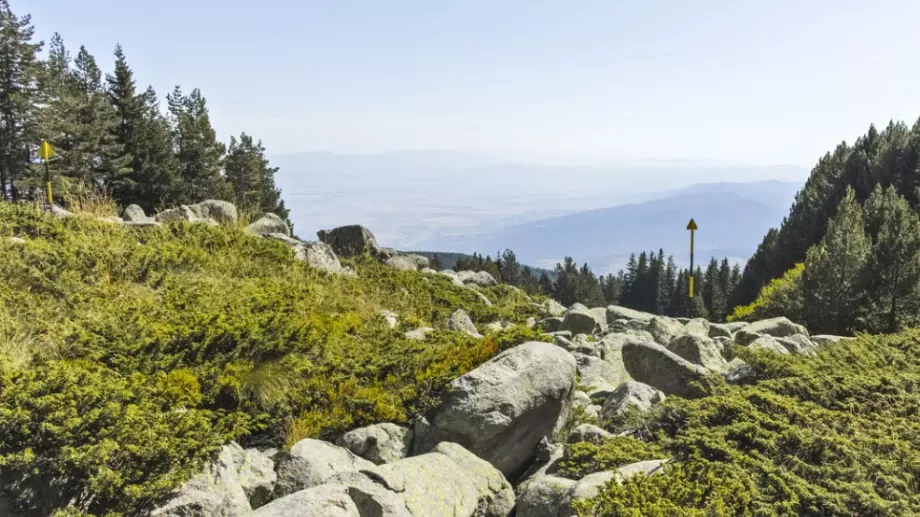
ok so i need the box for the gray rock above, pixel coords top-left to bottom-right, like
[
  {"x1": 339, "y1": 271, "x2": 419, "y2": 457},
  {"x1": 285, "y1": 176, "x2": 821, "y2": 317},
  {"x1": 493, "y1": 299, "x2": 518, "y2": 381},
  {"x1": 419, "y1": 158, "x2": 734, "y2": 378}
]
[
  {"x1": 539, "y1": 317, "x2": 564, "y2": 332},
  {"x1": 252, "y1": 485, "x2": 359, "y2": 517},
  {"x1": 192, "y1": 199, "x2": 238, "y2": 225},
  {"x1": 420, "y1": 267, "x2": 437, "y2": 274},
  {"x1": 317, "y1": 225, "x2": 380, "y2": 258},
  {"x1": 584, "y1": 405, "x2": 601, "y2": 419},
  {"x1": 337, "y1": 423, "x2": 413, "y2": 465},
  {"x1": 417, "y1": 342, "x2": 577, "y2": 478},
  {"x1": 600, "y1": 381, "x2": 665, "y2": 419},
  {"x1": 263, "y1": 233, "x2": 301, "y2": 246},
  {"x1": 273, "y1": 438, "x2": 375, "y2": 498},
  {"x1": 380, "y1": 310, "x2": 399, "y2": 329},
  {"x1": 668, "y1": 333, "x2": 727, "y2": 372},
  {"x1": 247, "y1": 213, "x2": 290, "y2": 236},
  {"x1": 49, "y1": 204, "x2": 72, "y2": 219},
  {"x1": 570, "y1": 303, "x2": 589, "y2": 312},
  {"x1": 325, "y1": 471, "x2": 412, "y2": 517},
  {"x1": 152, "y1": 444, "x2": 252, "y2": 516},
  {"x1": 516, "y1": 439, "x2": 564, "y2": 492},
  {"x1": 568, "y1": 423, "x2": 613, "y2": 444},
  {"x1": 620, "y1": 340, "x2": 711, "y2": 398},
  {"x1": 559, "y1": 308, "x2": 606, "y2": 335},
  {"x1": 294, "y1": 241, "x2": 351, "y2": 275},
  {"x1": 485, "y1": 320, "x2": 514, "y2": 332},
  {"x1": 448, "y1": 309, "x2": 482, "y2": 338},
  {"x1": 646, "y1": 316, "x2": 685, "y2": 346},
  {"x1": 734, "y1": 328, "x2": 762, "y2": 346},
  {"x1": 122, "y1": 204, "x2": 148, "y2": 222},
  {"x1": 404, "y1": 327, "x2": 434, "y2": 341},
  {"x1": 811, "y1": 334, "x2": 854, "y2": 346},
  {"x1": 712, "y1": 336, "x2": 735, "y2": 360},
  {"x1": 747, "y1": 317, "x2": 809, "y2": 338},
  {"x1": 708, "y1": 323, "x2": 733, "y2": 339},
  {"x1": 573, "y1": 353, "x2": 621, "y2": 395},
  {"x1": 472, "y1": 288, "x2": 494, "y2": 306},
  {"x1": 457, "y1": 270, "x2": 498, "y2": 287},
  {"x1": 605, "y1": 305, "x2": 655, "y2": 324},
  {"x1": 385, "y1": 254, "x2": 428, "y2": 271},
  {"x1": 5, "y1": 236, "x2": 25, "y2": 245},
  {"x1": 684, "y1": 318, "x2": 710, "y2": 337},
  {"x1": 748, "y1": 335, "x2": 791, "y2": 355},
  {"x1": 778, "y1": 334, "x2": 817, "y2": 355},
  {"x1": 526, "y1": 317, "x2": 537, "y2": 328},
  {"x1": 515, "y1": 475, "x2": 576, "y2": 517},
  {"x1": 432, "y1": 442, "x2": 515, "y2": 517},
  {"x1": 596, "y1": 334, "x2": 639, "y2": 386},
  {"x1": 721, "y1": 360, "x2": 757, "y2": 385},
  {"x1": 540, "y1": 299, "x2": 567, "y2": 317},
  {"x1": 226, "y1": 442, "x2": 277, "y2": 509},
  {"x1": 573, "y1": 390, "x2": 591, "y2": 408},
  {"x1": 437, "y1": 269, "x2": 467, "y2": 287},
  {"x1": 726, "y1": 322, "x2": 750, "y2": 333},
  {"x1": 614, "y1": 459, "x2": 669, "y2": 481},
  {"x1": 155, "y1": 205, "x2": 215, "y2": 224}
]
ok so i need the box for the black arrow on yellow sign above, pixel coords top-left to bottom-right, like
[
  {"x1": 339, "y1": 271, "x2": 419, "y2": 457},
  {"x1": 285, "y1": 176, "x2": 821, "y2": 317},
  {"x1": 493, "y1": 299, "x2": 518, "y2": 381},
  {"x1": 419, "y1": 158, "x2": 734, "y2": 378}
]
[{"x1": 686, "y1": 218, "x2": 697, "y2": 318}]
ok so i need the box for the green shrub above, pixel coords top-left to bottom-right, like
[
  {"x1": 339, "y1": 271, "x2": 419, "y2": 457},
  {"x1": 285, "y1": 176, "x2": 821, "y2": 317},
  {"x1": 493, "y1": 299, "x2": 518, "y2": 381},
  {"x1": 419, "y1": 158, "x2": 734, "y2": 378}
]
[
  {"x1": 728, "y1": 263, "x2": 804, "y2": 323},
  {"x1": 558, "y1": 436, "x2": 665, "y2": 479}
]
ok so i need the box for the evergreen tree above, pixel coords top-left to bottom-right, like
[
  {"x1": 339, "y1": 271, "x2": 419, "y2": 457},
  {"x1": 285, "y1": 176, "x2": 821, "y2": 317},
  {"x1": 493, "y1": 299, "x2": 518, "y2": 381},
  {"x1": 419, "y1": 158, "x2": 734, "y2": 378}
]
[
  {"x1": 224, "y1": 132, "x2": 288, "y2": 221},
  {"x1": 577, "y1": 262, "x2": 605, "y2": 307},
  {"x1": 621, "y1": 253, "x2": 638, "y2": 307},
  {"x1": 663, "y1": 256, "x2": 677, "y2": 314},
  {"x1": 496, "y1": 249, "x2": 522, "y2": 285},
  {"x1": 862, "y1": 185, "x2": 920, "y2": 332},
  {"x1": 0, "y1": 0, "x2": 42, "y2": 200},
  {"x1": 552, "y1": 257, "x2": 580, "y2": 306},
  {"x1": 802, "y1": 188, "x2": 871, "y2": 334},
  {"x1": 429, "y1": 254, "x2": 443, "y2": 271},
  {"x1": 167, "y1": 86, "x2": 227, "y2": 203},
  {"x1": 669, "y1": 269, "x2": 690, "y2": 317},
  {"x1": 538, "y1": 271, "x2": 553, "y2": 296}
]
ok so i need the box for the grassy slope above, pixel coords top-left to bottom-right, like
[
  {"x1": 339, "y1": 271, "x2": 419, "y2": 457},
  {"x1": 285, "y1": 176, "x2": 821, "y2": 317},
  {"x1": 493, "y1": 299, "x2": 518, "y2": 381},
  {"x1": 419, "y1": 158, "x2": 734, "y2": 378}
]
[
  {"x1": 0, "y1": 203, "x2": 548, "y2": 515},
  {"x1": 566, "y1": 334, "x2": 920, "y2": 516}
]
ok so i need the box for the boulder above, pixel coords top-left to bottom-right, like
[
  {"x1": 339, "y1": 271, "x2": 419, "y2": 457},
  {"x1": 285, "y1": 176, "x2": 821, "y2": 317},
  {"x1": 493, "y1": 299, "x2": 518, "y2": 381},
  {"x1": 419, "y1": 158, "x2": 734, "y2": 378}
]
[
  {"x1": 485, "y1": 320, "x2": 515, "y2": 332},
  {"x1": 684, "y1": 318, "x2": 710, "y2": 337},
  {"x1": 152, "y1": 444, "x2": 251, "y2": 516},
  {"x1": 747, "y1": 335, "x2": 791, "y2": 355},
  {"x1": 5, "y1": 236, "x2": 25, "y2": 245},
  {"x1": 567, "y1": 423, "x2": 613, "y2": 444},
  {"x1": 726, "y1": 322, "x2": 750, "y2": 333},
  {"x1": 294, "y1": 241, "x2": 351, "y2": 275},
  {"x1": 431, "y1": 442, "x2": 515, "y2": 517},
  {"x1": 273, "y1": 438, "x2": 375, "y2": 498},
  {"x1": 734, "y1": 328, "x2": 762, "y2": 346},
  {"x1": 600, "y1": 381, "x2": 665, "y2": 419},
  {"x1": 472, "y1": 289, "x2": 494, "y2": 306},
  {"x1": 385, "y1": 254, "x2": 428, "y2": 271},
  {"x1": 457, "y1": 270, "x2": 498, "y2": 287},
  {"x1": 192, "y1": 199, "x2": 238, "y2": 224},
  {"x1": 336, "y1": 423, "x2": 413, "y2": 465},
  {"x1": 448, "y1": 309, "x2": 482, "y2": 338},
  {"x1": 573, "y1": 353, "x2": 621, "y2": 395},
  {"x1": 811, "y1": 334, "x2": 854, "y2": 346},
  {"x1": 555, "y1": 335, "x2": 602, "y2": 358},
  {"x1": 721, "y1": 360, "x2": 758, "y2": 385},
  {"x1": 570, "y1": 303, "x2": 589, "y2": 312},
  {"x1": 122, "y1": 204, "x2": 148, "y2": 222},
  {"x1": 620, "y1": 340, "x2": 711, "y2": 398},
  {"x1": 317, "y1": 225, "x2": 380, "y2": 258},
  {"x1": 264, "y1": 233, "x2": 301, "y2": 246},
  {"x1": 614, "y1": 459, "x2": 669, "y2": 481},
  {"x1": 252, "y1": 485, "x2": 359, "y2": 517},
  {"x1": 540, "y1": 299, "x2": 567, "y2": 317},
  {"x1": 404, "y1": 327, "x2": 434, "y2": 341},
  {"x1": 605, "y1": 305, "x2": 655, "y2": 324},
  {"x1": 646, "y1": 316, "x2": 685, "y2": 346},
  {"x1": 226, "y1": 442, "x2": 277, "y2": 509},
  {"x1": 380, "y1": 310, "x2": 399, "y2": 329},
  {"x1": 747, "y1": 317, "x2": 809, "y2": 338},
  {"x1": 526, "y1": 317, "x2": 537, "y2": 328},
  {"x1": 708, "y1": 323, "x2": 733, "y2": 339},
  {"x1": 539, "y1": 317, "x2": 563, "y2": 332},
  {"x1": 437, "y1": 269, "x2": 467, "y2": 287},
  {"x1": 777, "y1": 334, "x2": 817, "y2": 355},
  {"x1": 584, "y1": 405, "x2": 600, "y2": 419},
  {"x1": 516, "y1": 439, "x2": 564, "y2": 492},
  {"x1": 573, "y1": 391, "x2": 591, "y2": 408},
  {"x1": 49, "y1": 204, "x2": 72, "y2": 219},
  {"x1": 595, "y1": 334, "x2": 636, "y2": 387},
  {"x1": 417, "y1": 342, "x2": 577, "y2": 478},
  {"x1": 668, "y1": 333, "x2": 727, "y2": 372},
  {"x1": 559, "y1": 308, "x2": 605, "y2": 335},
  {"x1": 247, "y1": 213, "x2": 290, "y2": 236},
  {"x1": 712, "y1": 336, "x2": 735, "y2": 360},
  {"x1": 155, "y1": 205, "x2": 210, "y2": 224}
]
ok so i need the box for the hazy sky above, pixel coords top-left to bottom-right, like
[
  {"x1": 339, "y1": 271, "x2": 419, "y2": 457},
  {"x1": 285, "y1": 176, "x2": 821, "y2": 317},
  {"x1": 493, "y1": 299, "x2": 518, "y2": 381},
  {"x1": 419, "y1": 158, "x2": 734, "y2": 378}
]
[{"x1": 24, "y1": 0, "x2": 920, "y2": 167}]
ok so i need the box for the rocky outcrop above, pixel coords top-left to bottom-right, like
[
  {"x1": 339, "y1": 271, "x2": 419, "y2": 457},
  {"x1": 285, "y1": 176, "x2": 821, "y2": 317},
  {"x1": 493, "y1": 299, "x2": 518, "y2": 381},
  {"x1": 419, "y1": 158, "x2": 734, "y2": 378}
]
[
  {"x1": 448, "y1": 309, "x2": 483, "y2": 338},
  {"x1": 747, "y1": 317, "x2": 808, "y2": 338},
  {"x1": 734, "y1": 328, "x2": 762, "y2": 346},
  {"x1": 194, "y1": 200, "x2": 238, "y2": 224},
  {"x1": 747, "y1": 335, "x2": 791, "y2": 355},
  {"x1": 567, "y1": 423, "x2": 613, "y2": 444},
  {"x1": 646, "y1": 316, "x2": 685, "y2": 346},
  {"x1": 155, "y1": 205, "x2": 215, "y2": 225},
  {"x1": 457, "y1": 270, "x2": 498, "y2": 287},
  {"x1": 605, "y1": 305, "x2": 655, "y2": 324},
  {"x1": 317, "y1": 225, "x2": 380, "y2": 258},
  {"x1": 273, "y1": 439, "x2": 375, "y2": 498},
  {"x1": 573, "y1": 353, "x2": 621, "y2": 395},
  {"x1": 294, "y1": 241, "x2": 353, "y2": 275},
  {"x1": 337, "y1": 423, "x2": 413, "y2": 465},
  {"x1": 600, "y1": 381, "x2": 666, "y2": 419},
  {"x1": 416, "y1": 342, "x2": 577, "y2": 478},
  {"x1": 247, "y1": 213, "x2": 290, "y2": 236},
  {"x1": 559, "y1": 307, "x2": 606, "y2": 335},
  {"x1": 540, "y1": 299, "x2": 567, "y2": 317},
  {"x1": 708, "y1": 323, "x2": 733, "y2": 339},
  {"x1": 684, "y1": 318, "x2": 710, "y2": 337},
  {"x1": 227, "y1": 442, "x2": 277, "y2": 509},
  {"x1": 152, "y1": 444, "x2": 252, "y2": 516},
  {"x1": 777, "y1": 334, "x2": 818, "y2": 355},
  {"x1": 122, "y1": 204, "x2": 149, "y2": 223},
  {"x1": 539, "y1": 317, "x2": 563, "y2": 332},
  {"x1": 620, "y1": 340, "x2": 710, "y2": 398},
  {"x1": 252, "y1": 485, "x2": 359, "y2": 517},
  {"x1": 669, "y1": 333, "x2": 727, "y2": 372}
]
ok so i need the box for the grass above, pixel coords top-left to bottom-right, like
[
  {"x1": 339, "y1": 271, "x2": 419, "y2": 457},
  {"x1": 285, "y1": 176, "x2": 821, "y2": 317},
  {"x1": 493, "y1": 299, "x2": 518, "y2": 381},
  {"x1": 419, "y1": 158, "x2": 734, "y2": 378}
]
[{"x1": 0, "y1": 202, "x2": 548, "y2": 516}]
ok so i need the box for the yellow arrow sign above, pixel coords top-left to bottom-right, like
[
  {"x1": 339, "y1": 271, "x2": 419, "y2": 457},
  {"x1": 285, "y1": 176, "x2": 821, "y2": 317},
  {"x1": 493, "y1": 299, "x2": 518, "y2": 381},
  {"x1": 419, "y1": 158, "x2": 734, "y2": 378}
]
[
  {"x1": 38, "y1": 141, "x2": 55, "y2": 161},
  {"x1": 686, "y1": 218, "x2": 698, "y2": 231},
  {"x1": 687, "y1": 218, "x2": 697, "y2": 305}
]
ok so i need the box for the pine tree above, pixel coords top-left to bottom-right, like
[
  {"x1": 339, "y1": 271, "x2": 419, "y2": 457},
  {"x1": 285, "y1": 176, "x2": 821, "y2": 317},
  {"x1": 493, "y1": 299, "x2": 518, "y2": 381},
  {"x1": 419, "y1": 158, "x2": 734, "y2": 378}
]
[
  {"x1": 497, "y1": 249, "x2": 522, "y2": 285},
  {"x1": 224, "y1": 132, "x2": 288, "y2": 221},
  {"x1": 0, "y1": 0, "x2": 42, "y2": 200},
  {"x1": 167, "y1": 86, "x2": 227, "y2": 203},
  {"x1": 538, "y1": 271, "x2": 553, "y2": 296},
  {"x1": 552, "y1": 257, "x2": 580, "y2": 306},
  {"x1": 862, "y1": 185, "x2": 920, "y2": 332},
  {"x1": 577, "y1": 262, "x2": 605, "y2": 307},
  {"x1": 803, "y1": 188, "x2": 871, "y2": 334},
  {"x1": 621, "y1": 253, "x2": 638, "y2": 307},
  {"x1": 429, "y1": 254, "x2": 443, "y2": 271}
]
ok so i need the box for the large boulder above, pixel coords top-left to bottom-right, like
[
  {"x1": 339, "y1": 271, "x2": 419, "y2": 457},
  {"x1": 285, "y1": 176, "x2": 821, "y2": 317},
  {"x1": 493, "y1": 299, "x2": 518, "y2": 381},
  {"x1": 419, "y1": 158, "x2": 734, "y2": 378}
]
[
  {"x1": 708, "y1": 323, "x2": 733, "y2": 339},
  {"x1": 747, "y1": 335, "x2": 791, "y2": 355},
  {"x1": 539, "y1": 317, "x2": 563, "y2": 332},
  {"x1": 273, "y1": 439, "x2": 375, "y2": 498},
  {"x1": 573, "y1": 353, "x2": 621, "y2": 395},
  {"x1": 227, "y1": 442, "x2": 277, "y2": 509},
  {"x1": 457, "y1": 270, "x2": 498, "y2": 287},
  {"x1": 431, "y1": 442, "x2": 515, "y2": 517},
  {"x1": 646, "y1": 316, "x2": 685, "y2": 346},
  {"x1": 684, "y1": 318, "x2": 710, "y2": 337},
  {"x1": 540, "y1": 299, "x2": 567, "y2": 317},
  {"x1": 417, "y1": 342, "x2": 577, "y2": 478},
  {"x1": 811, "y1": 334, "x2": 855, "y2": 346},
  {"x1": 337, "y1": 423, "x2": 413, "y2": 465},
  {"x1": 567, "y1": 423, "x2": 613, "y2": 444},
  {"x1": 600, "y1": 381, "x2": 665, "y2": 419},
  {"x1": 668, "y1": 333, "x2": 727, "y2": 372},
  {"x1": 247, "y1": 213, "x2": 290, "y2": 236},
  {"x1": 747, "y1": 317, "x2": 809, "y2": 338},
  {"x1": 734, "y1": 328, "x2": 762, "y2": 346},
  {"x1": 122, "y1": 204, "x2": 149, "y2": 222},
  {"x1": 404, "y1": 327, "x2": 434, "y2": 341},
  {"x1": 252, "y1": 485, "x2": 358, "y2": 517},
  {"x1": 595, "y1": 334, "x2": 636, "y2": 387},
  {"x1": 777, "y1": 334, "x2": 817, "y2": 355},
  {"x1": 559, "y1": 308, "x2": 605, "y2": 335},
  {"x1": 605, "y1": 305, "x2": 655, "y2": 324},
  {"x1": 155, "y1": 205, "x2": 215, "y2": 225},
  {"x1": 192, "y1": 199, "x2": 238, "y2": 225},
  {"x1": 294, "y1": 241, "x2": 351, "y2": 275},
  {"x1": 448, "y1": 309, "x2": 483, "y2": 338},
  {"x1": 726, "y1": 322, "x2": 750, "y2": 333},
  {"x1": 555, "y1": 335, "x2": 602, "y2": 358},
  {"x1": 620, "y1": 340, "x2": 711, "y2": 398},
  {"x1": 317, "y1": 225, "x2": 380, "y2": 258},
  {"x1": 385, "y1": 253, "x2": 429, "y2": 271},
  {"x1": 152, "y1": 444, "x2": 251, "y2": 516}
]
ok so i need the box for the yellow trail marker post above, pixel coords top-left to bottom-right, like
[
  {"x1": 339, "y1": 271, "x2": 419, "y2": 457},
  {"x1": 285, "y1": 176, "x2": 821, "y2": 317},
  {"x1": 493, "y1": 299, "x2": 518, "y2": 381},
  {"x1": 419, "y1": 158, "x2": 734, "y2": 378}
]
[
  {"x1": 686, "y1": 218, "x2": 697, "y2": 318},
  {"x1": 38, "y1": 141, "x2": 55, "y2": 206}
]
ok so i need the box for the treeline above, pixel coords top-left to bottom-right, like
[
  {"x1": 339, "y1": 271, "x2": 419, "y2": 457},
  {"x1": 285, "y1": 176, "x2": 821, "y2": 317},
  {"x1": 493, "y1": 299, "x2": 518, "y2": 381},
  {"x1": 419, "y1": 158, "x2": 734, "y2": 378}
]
[
  {"x1": 0, "y1": 1, "x2": 287, "y2": 219},
  {"x1": 440, "y1": 248, "x2": 741, "y2": 320}
]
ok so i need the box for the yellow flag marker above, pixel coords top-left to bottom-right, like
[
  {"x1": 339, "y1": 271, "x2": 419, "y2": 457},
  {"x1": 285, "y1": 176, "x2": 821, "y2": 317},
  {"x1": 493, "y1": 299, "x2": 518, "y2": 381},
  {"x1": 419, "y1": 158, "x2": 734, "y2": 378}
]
[
  {"x1": 686, "y1": 218, "x2": 698, "y2": 317},
  {"x1": 39, "y1": 140, "x2": 55, "y2": 205}
]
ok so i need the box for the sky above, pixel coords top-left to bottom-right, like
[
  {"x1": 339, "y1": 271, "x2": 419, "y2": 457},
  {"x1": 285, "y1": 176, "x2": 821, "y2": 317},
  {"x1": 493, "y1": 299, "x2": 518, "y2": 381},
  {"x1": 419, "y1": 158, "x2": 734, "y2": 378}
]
[{"x1": 22, "y1": 0, "x2": 920, "y2": 168}]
